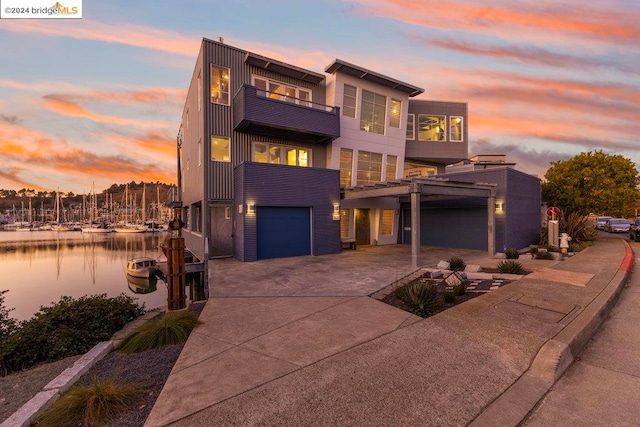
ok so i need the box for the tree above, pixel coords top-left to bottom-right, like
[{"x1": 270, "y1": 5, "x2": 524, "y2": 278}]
[{"x1": 542, "y1": 151, "x2": 640, "y2": 216}]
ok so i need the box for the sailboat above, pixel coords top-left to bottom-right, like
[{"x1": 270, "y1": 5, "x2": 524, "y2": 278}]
[
  {"x1": 52, "y1": 188, "x2": 72, "y2": 231},
  {"x1": 81, "y1": 184, "x2": 114, "y2": 233},
  {"x1": 115, "y1": 184, "x2": 146, "y2": 233}
]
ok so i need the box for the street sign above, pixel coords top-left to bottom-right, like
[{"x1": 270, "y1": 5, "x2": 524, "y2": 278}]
[{"x1": 546, "y1": 207, "x2": 560, "y2": 220}]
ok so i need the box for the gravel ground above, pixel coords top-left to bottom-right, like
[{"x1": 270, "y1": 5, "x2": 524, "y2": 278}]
[{"x1": 0, "y1": 302, "x2": 205, "y2": 426}]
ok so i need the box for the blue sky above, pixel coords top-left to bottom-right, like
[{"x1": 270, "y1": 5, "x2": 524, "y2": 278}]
[{"x1": 1, "y1": 0, "x2": 639, "y2": 193}]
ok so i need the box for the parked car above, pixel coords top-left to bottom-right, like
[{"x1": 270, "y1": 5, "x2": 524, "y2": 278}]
[
  {"x1": 604, "y1": 218, "x2": 631, "y2": 233},
  {"x1": 594, "y1": 216, "x2": 613, "y2": 230},
  {"x1": 630, "y1": 217, "x2": 640, "y2": 241}
]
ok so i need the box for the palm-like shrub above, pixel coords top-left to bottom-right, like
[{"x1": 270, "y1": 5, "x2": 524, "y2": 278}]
[
  {"x1": 393, "y1": 281, "x2": 442, "y2": 317},
  {"x1": 497, "y1": 260, "x2": 525, "y2": 274},
  {"x1": 560, "y1": 211, "x2": 597, "y2": 242},
  {"x1": 453, "y1": 283, "x2": 466, "y2": 296},
  {"x1": 37, "y1": 376, "x2": 145, "y2": 427},
  {"x1": 116, "y1": 310, "x2": 201, "y2": 354},
  {"x1": 505, "y1": 248, "x2": 520, "y2": 259},
  {"x1": 448, "y1": 257, "x2": 466, "y2": 271}
]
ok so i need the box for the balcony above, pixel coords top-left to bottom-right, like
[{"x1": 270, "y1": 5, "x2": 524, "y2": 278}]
[{"x1": 233, "y1": 84, "x2": 340, "y2": 144}]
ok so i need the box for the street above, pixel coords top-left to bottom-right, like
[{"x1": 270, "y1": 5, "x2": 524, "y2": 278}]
[{"x1": 524, "y1": 233, "x2": 640, "y2": 426}]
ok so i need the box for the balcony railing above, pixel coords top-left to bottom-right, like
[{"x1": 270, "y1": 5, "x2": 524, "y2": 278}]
[{"x1": 233, "y1": 84, "x2": 340, "y2": 144}]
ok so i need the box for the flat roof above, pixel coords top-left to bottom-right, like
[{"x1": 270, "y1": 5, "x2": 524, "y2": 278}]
[
  {"x1": 325, "y1": 59, "x2": 424, "y2": 97},
  {"x1": 244, "y1": 52, "x2": 325, "y2": 84},
  {"x1": 342, "y1": 176, "x2": 495, "y2": 200}
]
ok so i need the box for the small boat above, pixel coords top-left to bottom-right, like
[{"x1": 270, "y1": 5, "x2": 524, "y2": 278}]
[
  {"x1": 126, "y1": 257, "x2": 158, "y2": 278},
  {"x1": 114, "y1": 224, "x2": 147, "y2": 233}
]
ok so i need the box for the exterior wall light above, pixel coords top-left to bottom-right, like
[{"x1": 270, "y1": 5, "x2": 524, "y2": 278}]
[
  {"x1": 332, "y1": 203, "x2": 340, "y2": 221},
  {"x1": 246, "y1": 203, "x2": 255, "y2": 215},
  {"x1": 495, "y1": 202, "x2": 504, "y2": 213}
]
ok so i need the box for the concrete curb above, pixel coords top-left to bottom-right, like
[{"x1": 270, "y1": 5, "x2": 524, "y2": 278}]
[
  {"x1": 469, "y1": 240, "x2": 633, "y2": 427},
  {"x1": 1, "y1": 308, "x2": 164, "y2": 427}
]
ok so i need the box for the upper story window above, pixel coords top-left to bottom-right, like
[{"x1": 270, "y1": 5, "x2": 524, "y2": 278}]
[
  {"x1": 253, "y1": 142, "x2": 311, "y2": 167},
  {"x1": 339, "y1": 148, "x2": 353, "y2": 187},
  {"x1": 418, "y1": 114, "x2": 445, "y2": 141},
  {"x1": 211, "y1": 65, "x2": 230, "y2": 105},
  {"x1": 389, "y1": 99, "x2": 401, "y2": 128},
  {"x1": 253, "y1": 76, "x2": 312, "y2": 106},
  {"x1": 386, "y1": 155, "x2": 397, "y2": 181},
  {"x1": 211, "y1": 136, "x2": 230, "y2": 162},
  {"x1": 343, "y1": 84, "x2": 357, "y2": 118},
  {"x1": 198, "y1": 139, "x2": 202, "y2": 166},
  {"x1": 450, "y1": 116, "x2": 464, "y2": 142},
  {"x1": 356, "y1": 150, "x2": 382, "y2": 185},
  {"x1": 197, "y1": 71, "x2": 202, "y2": 111},
  {"x1": 360, "y1": 90, "x2": 386, "y2": 135},
  {"x1": 406, "y1": 113, "x2": 415, "y2": 140}
]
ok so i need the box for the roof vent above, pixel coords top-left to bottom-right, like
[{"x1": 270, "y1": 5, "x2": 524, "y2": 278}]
[{"x1": 218, "y1": 36, "x2": 224, "y2": 44}]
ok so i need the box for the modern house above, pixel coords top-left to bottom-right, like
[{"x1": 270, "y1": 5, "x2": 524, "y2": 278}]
[{"x1": 177, "y1": 37, "x2": 540, "y2": 264}]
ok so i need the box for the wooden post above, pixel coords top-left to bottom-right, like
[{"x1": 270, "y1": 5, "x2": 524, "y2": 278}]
[{"x1": 166, "y1": 237, "x2": 186, "y2": 311}]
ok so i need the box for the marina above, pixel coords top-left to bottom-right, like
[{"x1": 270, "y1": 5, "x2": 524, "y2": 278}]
[{"x1": 0, "y1": 230, "x2": 193, "y2": 321}]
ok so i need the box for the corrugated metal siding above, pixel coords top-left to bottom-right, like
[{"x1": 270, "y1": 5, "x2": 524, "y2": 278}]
[
  {"x1": 505, "y1": 168, "x2": 542, "y2": 249},
  {"x1": 201, "y1": 39, "x2": 329, "y2": 202},
  {"x1": 233, "y1": 165, "x2": 245, "y2": 260},
  {"x1": 234, "y1": 162, "x2": 340, "y2": 262}
]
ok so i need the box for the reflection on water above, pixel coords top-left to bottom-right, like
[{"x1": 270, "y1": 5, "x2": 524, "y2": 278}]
[
  {"x1": 127, "y1": 274, "x2": 158, "y2": 294},
  {"x1": 0, "y1": 231, "x2": 171, "y2": 321}
]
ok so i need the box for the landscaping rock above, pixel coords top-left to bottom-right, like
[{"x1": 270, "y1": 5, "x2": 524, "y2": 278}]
[
  {"x1": 494, "y1": 252, "x2": 506, "y2": 259},
  {"x1": 464, "y1": 264, "x2": 482, "y2": 273},
  {"x1": 437, "y1": 260, "x2": 450, "y2": 269}
]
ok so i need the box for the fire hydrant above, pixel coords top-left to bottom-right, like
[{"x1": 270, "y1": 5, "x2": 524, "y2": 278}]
[{"x1": 560, "y1": 232, "x2": 572, "y2": 255}]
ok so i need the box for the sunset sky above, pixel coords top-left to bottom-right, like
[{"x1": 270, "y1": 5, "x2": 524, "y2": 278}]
[{"x1": 1, "y1": 0, "x2": 639, "y2": 194}]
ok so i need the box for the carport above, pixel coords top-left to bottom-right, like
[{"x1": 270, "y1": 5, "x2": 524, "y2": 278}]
[{"x1": 342, "y1": 177, "x2": 496, "y2": 267}]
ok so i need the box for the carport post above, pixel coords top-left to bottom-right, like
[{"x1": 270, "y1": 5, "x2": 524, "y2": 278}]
[
  {"x1": 410, "y1": 182, "x2": 421, "y2": 268},
  {"x1": 487, "y1": 190, "x2": 495, "y2": 256}
]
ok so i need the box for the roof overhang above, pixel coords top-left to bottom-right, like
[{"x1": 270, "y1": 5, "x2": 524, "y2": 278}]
[
  {"x1": 342, "y1": 177, "x2": 495, "y2": 200},
  {"x1": 325, "y1": 59, "x2": 424, "y2": 97},
  {"x1": 245, "y1": 52, "x2": 325, "y2": 84}
]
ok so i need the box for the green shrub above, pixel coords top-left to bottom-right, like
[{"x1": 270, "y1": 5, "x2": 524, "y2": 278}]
[
  {"x1": 505, "y1": 248, "x2": 520, "y2": 259},
  {"x1": 444, "y1": 292, "x2": 456, "y2": 303},
  {"x1": 393, "y1": 281, "x2": 442, "y2": 317},
  {"x1": 0, "y1": 294, "x2": 144, "y2": 376},
  {"x1": 453, "y1": 283, "x2": 466, "y2": 296},
  {"x1": 0, "y1": 290, "x2": 18, "y2": 341},
  {"x1": 535, "y1": 251, "x2": 555, "y2": 260},
  {"x1": 36, "y1": 376, "x2": 145, "y2": 427},
  {"x1": 448, "y1": 257, "x2": 466, "y2": 271},
  {"x1": 530, "y1": 246, "x2": 539, "y2": 254},
  {"x1": 560, "y1": 211, "x2": 597, "y2": 243},
  {"x1": 116, "y1": 310, "x2": 201, "y2": 354},
  {"x1": 497, "y1": 260, "x2": 525, "y2": 274}
]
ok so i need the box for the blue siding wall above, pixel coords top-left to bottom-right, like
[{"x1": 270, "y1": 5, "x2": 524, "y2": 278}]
[{"x1": 234, "y1": 162, "x2": 341, "y2": 261}]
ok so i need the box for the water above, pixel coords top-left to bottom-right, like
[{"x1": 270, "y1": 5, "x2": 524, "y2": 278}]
[{"x1": 0, "y1": 230, "x2": 171, "y2": 321}]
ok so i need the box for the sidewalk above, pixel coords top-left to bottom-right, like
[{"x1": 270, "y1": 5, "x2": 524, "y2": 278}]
[{"x1": 145, "y1": 236, "x2": 631, "y2": 426}]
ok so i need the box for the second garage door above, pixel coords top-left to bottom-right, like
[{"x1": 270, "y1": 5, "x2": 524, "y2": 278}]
[{"x1": 257, "y1": 207, "x2": 311, "y2": 260}]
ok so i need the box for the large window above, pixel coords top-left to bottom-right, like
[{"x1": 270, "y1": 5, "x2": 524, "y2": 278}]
[
  {"x1": 389, "y1": 99, "x2": 401, "y2": 128},
  {"x1": 406, "y1": 113, "x2": 415, "y2": 140},
  {"x1": 253, "y1": 142, "x2": 311, "y2": 167},
  {"x1": 404, "y1": 162, "x2": 437, "y2": 177},
  {"x1": 343, "y1": 84, "x2": 357, "y2": 118},
  {"x1": 340, "y1": 209, "x2": 352, "y2": 239},
  {"x1": 340, "y1": 148, "x2": 353, "y2": 187},
  {"x1": 191, "y1": 202, "x2": 202, "y2": 233},
  {"x1": 211, "y1": 136, "x2": 230, "y2": 162},
  {"x1": 360, "y1": 90, "x2": 386, "y2": 135},
  {"x1": 418, "y1": 115, "x2": 445, "y2": 141},
  {"x1": 253, "y1": 76, "x2": 311, "y2": 106},
  {"x1": 197, "y1": 71, "x2": 202, "y2": 111},
  {"x1": 386, "y1": 155, "x2": 397, "y2": 181},
  {"x1": 198, "y1": 139, "x2": 202, "y2": 166},
  {"x1": 450, "y1": 116, "x2": 464, "y2": 141},
  {"x1": 356, "y1": 150, "x2": 382, "y2": 185},
  {"x1": 211, "y1": 65, "x2": 230, "y2": 105}
]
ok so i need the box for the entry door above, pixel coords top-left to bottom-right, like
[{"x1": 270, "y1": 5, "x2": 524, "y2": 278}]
[
  {"x1": 355, "y1": 208, "x2": 370, "y2": 246},
  {"x1": 210, "y1": 207, "x2": 233, "y2": 257},
  {"x1": 257, "y1": 207, "x2": 311, "y2": 259}
]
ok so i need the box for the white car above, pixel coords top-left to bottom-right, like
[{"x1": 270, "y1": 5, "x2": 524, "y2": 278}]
[{"x1": 594, "y1": 216, "x2": 612, "y2": 230}]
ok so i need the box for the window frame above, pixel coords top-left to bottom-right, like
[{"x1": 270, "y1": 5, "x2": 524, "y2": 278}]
[
  {"x1": 389, "y1": 99, "x2": 401, "y2": 128},
  {"x1": 252, "y1": 142, "x2": 312, "y2": 167},
  {"x1": 343, "y1": 84, "x2": 357, "y2": 118},
  {"x1": 339, "y1": 148, "x2": 354, "y2": 187},
  {"x1": 211, "y1": 64, "x2": 230, "y2": 106},
  {"x1": 252, "y1": 75, "x2": 312, "y2": 106},
  {"x1": 385, "y1": 155, "x2": 397, "y2": 182},
  {"x1": 406, "y1": 113, "x2": 415, "y2": 140},
  {"x1": 211, "y1": 135, "x2": 231, "y2": 162},
  {"x1": 356, "y1": 150, "x2": 383, "y2": 185},
  {"x1": 418, "y1": 114, "x2": 446, "y2": 141},
  {"x1": 360, "y1": 89, "x2": 386, "y2": 135},
  {"x1": 381, "y1": 209, "x2": 395, "y2": 236},
  {"x1": 450, "y1": 116, "x2": 464, "y2": 142}
]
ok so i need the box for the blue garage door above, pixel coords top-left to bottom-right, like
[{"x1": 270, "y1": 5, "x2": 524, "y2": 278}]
[
  {"x1": 403, "y1": 207, "x2": 487, "y2": 250},
  {"x1": 257, "y1": 207, "x2": 311, "y2": 260}
]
